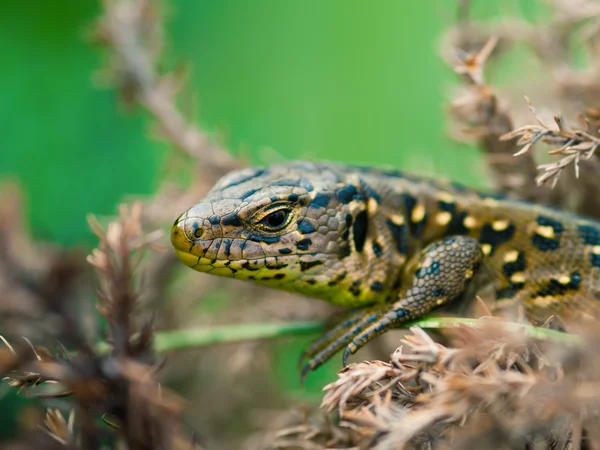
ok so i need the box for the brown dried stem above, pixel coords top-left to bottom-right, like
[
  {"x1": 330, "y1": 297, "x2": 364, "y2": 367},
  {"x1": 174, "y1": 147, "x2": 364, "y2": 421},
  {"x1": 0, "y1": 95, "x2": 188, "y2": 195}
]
[
  {"x1": 501, "y1": 97, "x2": 600, "y2": 187},
  {"x1": 93, "y1": 0, "x2": 243, "y2": 175}
]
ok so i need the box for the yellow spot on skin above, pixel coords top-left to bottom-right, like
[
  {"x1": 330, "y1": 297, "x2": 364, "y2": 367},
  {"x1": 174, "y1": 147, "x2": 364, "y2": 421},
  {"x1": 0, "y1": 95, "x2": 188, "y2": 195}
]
[
  {"x1": 557, "y1": 274, "x2": 571, "y2": 285},
  {"x1": 593, "y1": 245, "x2": 600, "y2": 255},
  {"x1": 411, "y1": 204, "x2": 426, "y2": 223},
  {"x1": 510, "y1": 272, "x2": 526, "y2": 284},
  {"x1": 503, "y1": 250, "x2": 519, "y2": 263},
  {"x1": 483, "y1": 197, "x2": 498, "y2": 207},
  {"x1": 422, "y1": 256, "x2": 433, "y2": 268},
  {"x1": 435, "y1": 211, "x2": 452, "y2": 226},
  {"x1": 482, "y1": 243, "x2": 492, "y2": 255},
  {"x1": 368, "y1": 198, "x2": 378, "y2": 215},
  {"x1": 492, "y1": 220, "x2": 510, "y2": 231},
  {"x1": 536, "y1": 225, "x2": 555, "y2": 239},
  {"x1": 436, "y1": 298, "x2": 445, "y2": 305},
  {"x1": 533, "y1": 296, "x2": 557, "y2": 308},
  {"x1": 463, "y1": 216, "x2": 478, "y2": 229},
  {"x1": 464, "y1": 269, "x2": 473, "y2": 280},
  {"x1": 437, "y1": 192, "x2": 455, "y2": 203},
  {"x1": 389, "y1": 214, "x2": 404, "y2": 225}
]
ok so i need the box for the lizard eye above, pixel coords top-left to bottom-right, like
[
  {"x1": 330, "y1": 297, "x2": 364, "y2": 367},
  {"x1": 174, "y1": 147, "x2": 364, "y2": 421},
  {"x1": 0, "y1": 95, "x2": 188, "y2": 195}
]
[{"x1": 260, "y1": 209, "x2": 291, "y2": 231}]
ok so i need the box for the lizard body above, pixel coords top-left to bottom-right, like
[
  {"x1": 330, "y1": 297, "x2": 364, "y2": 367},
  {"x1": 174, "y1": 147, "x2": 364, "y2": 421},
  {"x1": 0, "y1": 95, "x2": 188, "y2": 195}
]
[{"x1": 171, "y1": 162, "x2": 600, "y2": 376}]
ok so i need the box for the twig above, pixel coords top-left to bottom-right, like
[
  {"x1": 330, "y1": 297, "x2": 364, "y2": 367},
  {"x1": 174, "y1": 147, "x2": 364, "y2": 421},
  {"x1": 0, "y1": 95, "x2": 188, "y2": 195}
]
[{"x1": 93, "y1": 0, "x2": 242, "y2": 174}]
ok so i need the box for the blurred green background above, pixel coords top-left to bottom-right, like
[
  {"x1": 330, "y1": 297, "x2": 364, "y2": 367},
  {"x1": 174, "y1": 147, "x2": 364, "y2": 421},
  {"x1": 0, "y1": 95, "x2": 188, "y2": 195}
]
[
  {"x1": 0, "y1": 0, "x2": 499, "y2": 247},
  {"x1": 1, "y1": 0, "x2": 540, "y2": 444}
]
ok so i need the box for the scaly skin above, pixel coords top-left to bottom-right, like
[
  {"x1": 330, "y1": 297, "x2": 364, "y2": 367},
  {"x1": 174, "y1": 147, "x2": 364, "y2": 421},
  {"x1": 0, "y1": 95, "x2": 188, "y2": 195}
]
[{"x1": 170, "y1": 161, "x2": 600, "y2": 377}]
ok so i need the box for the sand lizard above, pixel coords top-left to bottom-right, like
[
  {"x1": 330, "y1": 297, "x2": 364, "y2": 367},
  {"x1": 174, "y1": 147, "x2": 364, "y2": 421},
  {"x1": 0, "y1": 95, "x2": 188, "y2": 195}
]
[{"x1": 170, "y1": 162, "x2": 600, "y2": 377}]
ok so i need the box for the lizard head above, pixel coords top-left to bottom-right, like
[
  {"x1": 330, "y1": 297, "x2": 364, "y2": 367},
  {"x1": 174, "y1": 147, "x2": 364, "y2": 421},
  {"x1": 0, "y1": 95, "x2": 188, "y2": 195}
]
[{"x1": 170, "y1": 162, "x2": 383, "y2": 306}]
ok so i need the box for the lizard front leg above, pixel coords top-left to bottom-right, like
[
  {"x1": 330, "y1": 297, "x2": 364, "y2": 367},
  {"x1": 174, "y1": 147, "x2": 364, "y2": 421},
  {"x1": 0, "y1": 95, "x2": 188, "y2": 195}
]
[
  {"x1": 299, "y1": 236, "x2": 484, "y2": 377},
  {"x1": 342, "y1": 235, "x2": 483, "y2": 363}
]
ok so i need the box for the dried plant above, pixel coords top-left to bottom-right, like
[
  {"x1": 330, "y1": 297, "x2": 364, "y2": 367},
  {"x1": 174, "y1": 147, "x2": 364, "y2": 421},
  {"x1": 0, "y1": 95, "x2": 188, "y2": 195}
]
[
  {"x1": 271, "y1": 322, "x2": 600, "y2": 450},
  {"x1": 501, "y1": 97, "x2": 600, "y2": 187},
  {"x1": 0, "y1": 204, "x2": 200, "y2": 449},
  {"x1": 444, "y1": 0, "x2": 600, "y2": 216}
]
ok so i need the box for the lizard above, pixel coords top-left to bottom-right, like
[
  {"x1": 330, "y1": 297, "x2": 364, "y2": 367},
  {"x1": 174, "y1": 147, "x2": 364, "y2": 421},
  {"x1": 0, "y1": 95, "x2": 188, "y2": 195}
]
[{"x1": 170, "y1": 161, "x2": 600, "y2": 378}]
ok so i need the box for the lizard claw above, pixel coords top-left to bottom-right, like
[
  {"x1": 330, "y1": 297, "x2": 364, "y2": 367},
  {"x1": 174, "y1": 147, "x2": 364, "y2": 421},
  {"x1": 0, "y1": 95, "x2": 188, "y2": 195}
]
[{"x1": 342, "y1": 345, "x2": 354, "y2": 366}]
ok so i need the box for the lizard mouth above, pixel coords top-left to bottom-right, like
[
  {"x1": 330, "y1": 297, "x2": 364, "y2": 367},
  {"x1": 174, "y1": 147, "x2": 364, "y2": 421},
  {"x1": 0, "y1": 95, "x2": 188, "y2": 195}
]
[{"x1": 171, "y1": 219, "x2": 287, "y2": 278}]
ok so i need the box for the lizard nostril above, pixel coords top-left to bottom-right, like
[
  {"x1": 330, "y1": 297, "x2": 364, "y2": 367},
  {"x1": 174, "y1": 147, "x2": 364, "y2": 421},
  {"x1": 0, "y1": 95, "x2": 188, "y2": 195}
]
[{"x1": 194, "y1": 227, "x2": 203, "y2": 238}]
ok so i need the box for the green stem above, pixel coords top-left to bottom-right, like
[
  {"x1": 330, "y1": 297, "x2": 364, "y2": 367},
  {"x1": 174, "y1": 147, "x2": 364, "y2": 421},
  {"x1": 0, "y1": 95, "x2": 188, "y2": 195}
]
[
  {"x1": 408, "y1": 317, "x2": 583, "y2": 345},
  {"x1": 146, "y1": 316, "x2": 582, "y2": 353},
  {"x1": 152, "y1": 321, "x2": 325, "y2": 352}
]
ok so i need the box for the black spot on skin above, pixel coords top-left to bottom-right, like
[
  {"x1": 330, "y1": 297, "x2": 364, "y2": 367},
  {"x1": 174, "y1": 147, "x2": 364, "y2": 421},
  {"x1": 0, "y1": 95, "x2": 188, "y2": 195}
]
[
  {"x1": 297, "y1": 238, "x2": 312, "y2": 251},
  {"x1": 479, "y1": 222, "x2": 516, "y2": 256},
  {"x1": 345, "y1": 213, "x2": 353, "y2": 227},
  {"x1": 370, "y1": 281, "x2": 384, "y2": 292},
  {"x1": 215, "y1": 241, "x2": 221, "y2": 250},
  {"x1": 241, "y1": 262, "x2": 260, "y2": 271},
  {"x1": 339, "y1": 243, "x2": 351, "y2": 258},
  {"x1": 415, "y1": 260, "x2": 441, "y2": 278},
  {"x1": 270, "y1": 178, "x2": 314, "y2": 192},
  {"x1": 531, "y1": 215, "x2": 565, "y2": 252},
  {"x1": 438, "y1": 201, "x2": 469, "y2": 236},
  {"x1": 447, "y1": 211, "x2": 469, "y2": 236},
  {"x1": 352, "y1": 211, "x2": 368, "y2": 253},
  {"x1": 223, "y1": 239, "x2": 233, "y2": 256},
  {"x1": 306, "y1": 279, "x2": 316, "y2": 285},
  {"x1": 359, "y1": 180, "x2": 381, "y2": 203},
  {"x1": 403, "y1": 194, "x2": 427, "y2": 238},
  {"x1": 349, "y1": 280, "x2": 361, "y2": 296},
  {"x1": 449, "y1": 181, "x2": 471, "y2": 194},
  {"x1": 299, "y1": 260, "x2": 324, "y2": 271},
  {"x1": 579, "y1": 224, "x2": 600, "y2": 267},
  {"x1": 267, "y1": 263, "x2": 288, "y2": 270},
  {"x1": 239, "y1": 188, "x2": 259, "y2": 200},
  {"x1": 372, "y1": 241, "x2": 383, "y2": 257},
  {"x1": 386, "y1": 219, "x2": 408, "y2": 255},
  {"x1": 248, "y1": 275, "x2": 255, "y2": 280},
  {"x1": 279, "y1": 248, "x2": 292, "y2": 255},
  {"x1": 378, "y1": 168, "x2": 405, "y2": 178},
  {"x1": 299, "y1": 179, "x2": 315, "y2": 192},
  {"x1": 209, "y1": 216, "x2": 220, "y2": 225},
  {"x1": 310, "y1": 192, "x2": 331, "y2": 208},
  {"x1": 221, "y1": 169, "x2": 265, "y2": 190},
  {"x1": 438, "y1": 201, "x2": 456, "y2": 213},
  {"x1": 534, "y1": 272, "x2": 582, "y2": 297},
  {"x1": 221, "y1": 214, "x2": 242, "y2": 227},
  {"x1": 579, "y1": 224, "x2": 600, "y2": 245},
  {"x1": 502, "y1": 251, "x2": 526, "y2": 278},
  {"x1": 336, "y1": 184, "x2": 358, "y2": 204},
  {"x1": 287, "y1": 193, "x2": 299, "y2": 203},
  {"x1": 297, "y1": 220, "x2": 317, "y2": 234},
  {"x1": 250, "y1": 235, "x2": 281, "y2": 244},
  {"x1": 273, "y1": 273, "x2": 286, "y2": 280},
  {"x1": 337, "y1": 272, "x2": 347, "y2": 281},
  {"x1": 432, "y1": 288, "x2": 445, "y2": 297},
  {"x1": 261, "y1": 276, "x2": 272, "y2": 281}
]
